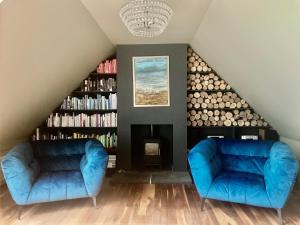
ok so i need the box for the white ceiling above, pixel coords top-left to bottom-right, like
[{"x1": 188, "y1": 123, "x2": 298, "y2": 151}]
[{"x1": 80, "y1": 0, "x2": 212, "y2": 44}]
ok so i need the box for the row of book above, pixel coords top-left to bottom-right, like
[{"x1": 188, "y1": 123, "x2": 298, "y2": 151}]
[
  {"x1": 81, "y1": 78, "x2": 117, "y2": 92},
  {"x1": 97, "y1": 59, "x2": 117, "y2": 74},
  {"x1": 47, "y1": 113, "x2": 117, "y2": 128},
  {"x1": 108, "y1": 155, "x2": 116, "y2": 168},
  {"x1": 97, "y1": 132, "x2": 117, "y2": 148},
  {"x1": 60, "y1": 94, "x2": 117, "y2": 111},
  {"x1": 33, "y1": 131, "x2": 117, "y2": 149}
]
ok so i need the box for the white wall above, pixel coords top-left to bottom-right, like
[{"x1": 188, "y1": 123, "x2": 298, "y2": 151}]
[
  {"x1": 191, "y1": 0, "x2": 300, "y2": 142},
  {"x1": 0, "y1": 0, "x2": 114, "y2": 156}
]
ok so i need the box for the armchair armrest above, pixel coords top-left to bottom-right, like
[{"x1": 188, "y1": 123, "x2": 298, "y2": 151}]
[
  {"x1": 1, "y1": 143, "x2": 40, "y2": 205},
  {"x1": 80, "y1": 140, "x2": 108, "y2": 197},
  {"x1": 264, "y1": 142, "x2": 299, "y2": 208},
  {"x1": 188, "y1": 138, "x2": 222, "y2": 197}
]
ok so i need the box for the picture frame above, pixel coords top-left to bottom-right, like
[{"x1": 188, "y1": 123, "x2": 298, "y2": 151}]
[{"x1": 132, "y1": 56, "x2": 170, "y2": 107}]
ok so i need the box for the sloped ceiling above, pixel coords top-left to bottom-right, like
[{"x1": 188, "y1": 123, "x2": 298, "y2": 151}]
[
  {"x1": 1, "y1": 0, "x2": 300, "y2": 155},
  {"x1": 0, "y1": 0, "x2": 113, "y2": 154},
  {"x1": 80, "y1": 0, "x2": 212, "y2": 44},
  {"x1": 191, "y1": 0, "x2": 300, "y2": 142}
]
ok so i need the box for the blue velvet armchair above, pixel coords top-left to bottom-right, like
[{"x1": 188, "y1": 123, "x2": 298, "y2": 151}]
[
  {"x1": 188, "y1": 138, "x2": 298, "y2": 225},
  {"x1": 1, "y1": 139, "x2": 108, "y2": 217}
]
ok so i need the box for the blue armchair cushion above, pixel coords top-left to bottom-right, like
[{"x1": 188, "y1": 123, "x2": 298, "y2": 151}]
[
  {"x1": 188, "y1": 138, "x2": 299, "y2": 209},
  {"x1": 221, "y1": 154, "x2": 267, "y2": 176},
  {"x1": 207, "y1": 171, "x2": 271, "y2": 207},
  {"x1": 215, "y1": 139, "x2": 274, "y2": 157},
  {"x1": 38, "y1": 155, "x2": 82, "y2": 172},
  {"x1": 27, "y1": 171, "x2": 87, "y2": 204},
  {"x1": 216, "y1": 139, "x2": 274, "y2": 176},
  {"x1": 32, "y1": 139, "x2": 86, "y2": 157}
]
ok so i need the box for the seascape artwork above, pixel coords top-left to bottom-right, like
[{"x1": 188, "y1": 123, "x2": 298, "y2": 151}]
[{"x1": 133, "y1": 56, "x2": 170, "y2": 107}]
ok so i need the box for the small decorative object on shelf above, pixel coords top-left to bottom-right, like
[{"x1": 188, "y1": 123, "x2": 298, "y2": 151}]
[
  {"x1": 97, "y1": 59, "x2": 117, "y2": 74},
  {"x1": 241, "y1": 135, "x2": 259, "y2": 140},
  {"x1": 207, "y1": 136, "x2": 224, "y2": 139}
]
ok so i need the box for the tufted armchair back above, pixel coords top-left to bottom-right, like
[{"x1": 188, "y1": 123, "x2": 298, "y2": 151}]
[
  {"x1": 215, "y1": 139, "x2": 274, "y2": 176},
  {"x1": 31, "y1": 140, "x2": 87, "y2": 172}
]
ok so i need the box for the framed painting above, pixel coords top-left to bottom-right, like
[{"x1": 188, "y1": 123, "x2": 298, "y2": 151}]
[{"x1": 133, "y1": 56, "x2": 170, "y2": 107}]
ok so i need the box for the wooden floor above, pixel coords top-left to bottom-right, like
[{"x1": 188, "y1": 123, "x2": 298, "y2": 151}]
[{"x1": 1, "y1": 180, "x2": 300, "y2": 225}]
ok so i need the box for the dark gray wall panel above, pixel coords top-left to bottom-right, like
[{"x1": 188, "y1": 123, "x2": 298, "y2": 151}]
[{"x1": 117, "y1": 44, "x2": 187, "y2": 171}]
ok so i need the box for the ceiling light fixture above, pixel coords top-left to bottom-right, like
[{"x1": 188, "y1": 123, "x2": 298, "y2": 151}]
[{"x1": 119, "y1": 0, "x2": 173, "y2": 38}]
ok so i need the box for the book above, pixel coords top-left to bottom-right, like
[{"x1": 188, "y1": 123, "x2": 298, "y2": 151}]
[
  {"x1": 33, "y1": 131, "x2": 117, "y2": 148},
  {"x1": 97, "y1": 59, "x2": 117, "y2": 74},
  {"x1": 80, "y1": 78, "x2": 117, "y2": 92}
]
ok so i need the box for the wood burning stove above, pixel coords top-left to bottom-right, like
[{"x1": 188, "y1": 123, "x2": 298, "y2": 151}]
[{"x1": 131, "y1": 124, "x2": 173, "y2": 170}]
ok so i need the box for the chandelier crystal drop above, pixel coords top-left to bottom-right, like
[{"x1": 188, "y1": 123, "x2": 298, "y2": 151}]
[{"x1": 120, "y1": 0, "x2": 173, "y2": 37}]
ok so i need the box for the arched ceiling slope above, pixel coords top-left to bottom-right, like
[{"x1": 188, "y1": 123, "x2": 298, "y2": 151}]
[
  {"x1": 80, "y1": 0, "x2": 212, "y2": 44},
  {"x1": 191, "y1": 0, "x2": 300, "y2": 142},
  {"x1": 0, "y1": 0, "x2": 114, "y2": 152}
]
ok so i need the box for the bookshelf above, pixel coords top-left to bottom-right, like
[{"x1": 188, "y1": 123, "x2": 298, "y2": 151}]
[{"x1": 33, "y1": 57, "x2": 118, "y2": 170}]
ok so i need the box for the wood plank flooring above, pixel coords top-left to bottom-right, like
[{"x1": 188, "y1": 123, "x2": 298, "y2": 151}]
[{"x1": 0, "y1": 180, "x2": 300, "y2": 225}]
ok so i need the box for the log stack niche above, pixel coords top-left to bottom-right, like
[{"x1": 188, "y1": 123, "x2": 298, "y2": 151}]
[{"x1": 186, "y1": 47, "x2": 279, "y2": 149}]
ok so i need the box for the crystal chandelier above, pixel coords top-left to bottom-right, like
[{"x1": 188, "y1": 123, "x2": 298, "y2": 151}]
[{"x1": 120, "y1": 0, "x2": 173, "y2": 37}]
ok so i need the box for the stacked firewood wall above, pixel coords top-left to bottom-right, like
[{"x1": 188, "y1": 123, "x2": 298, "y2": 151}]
[{"x1": 187, "y1": 47, "x2": 268, "y2": 127}]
